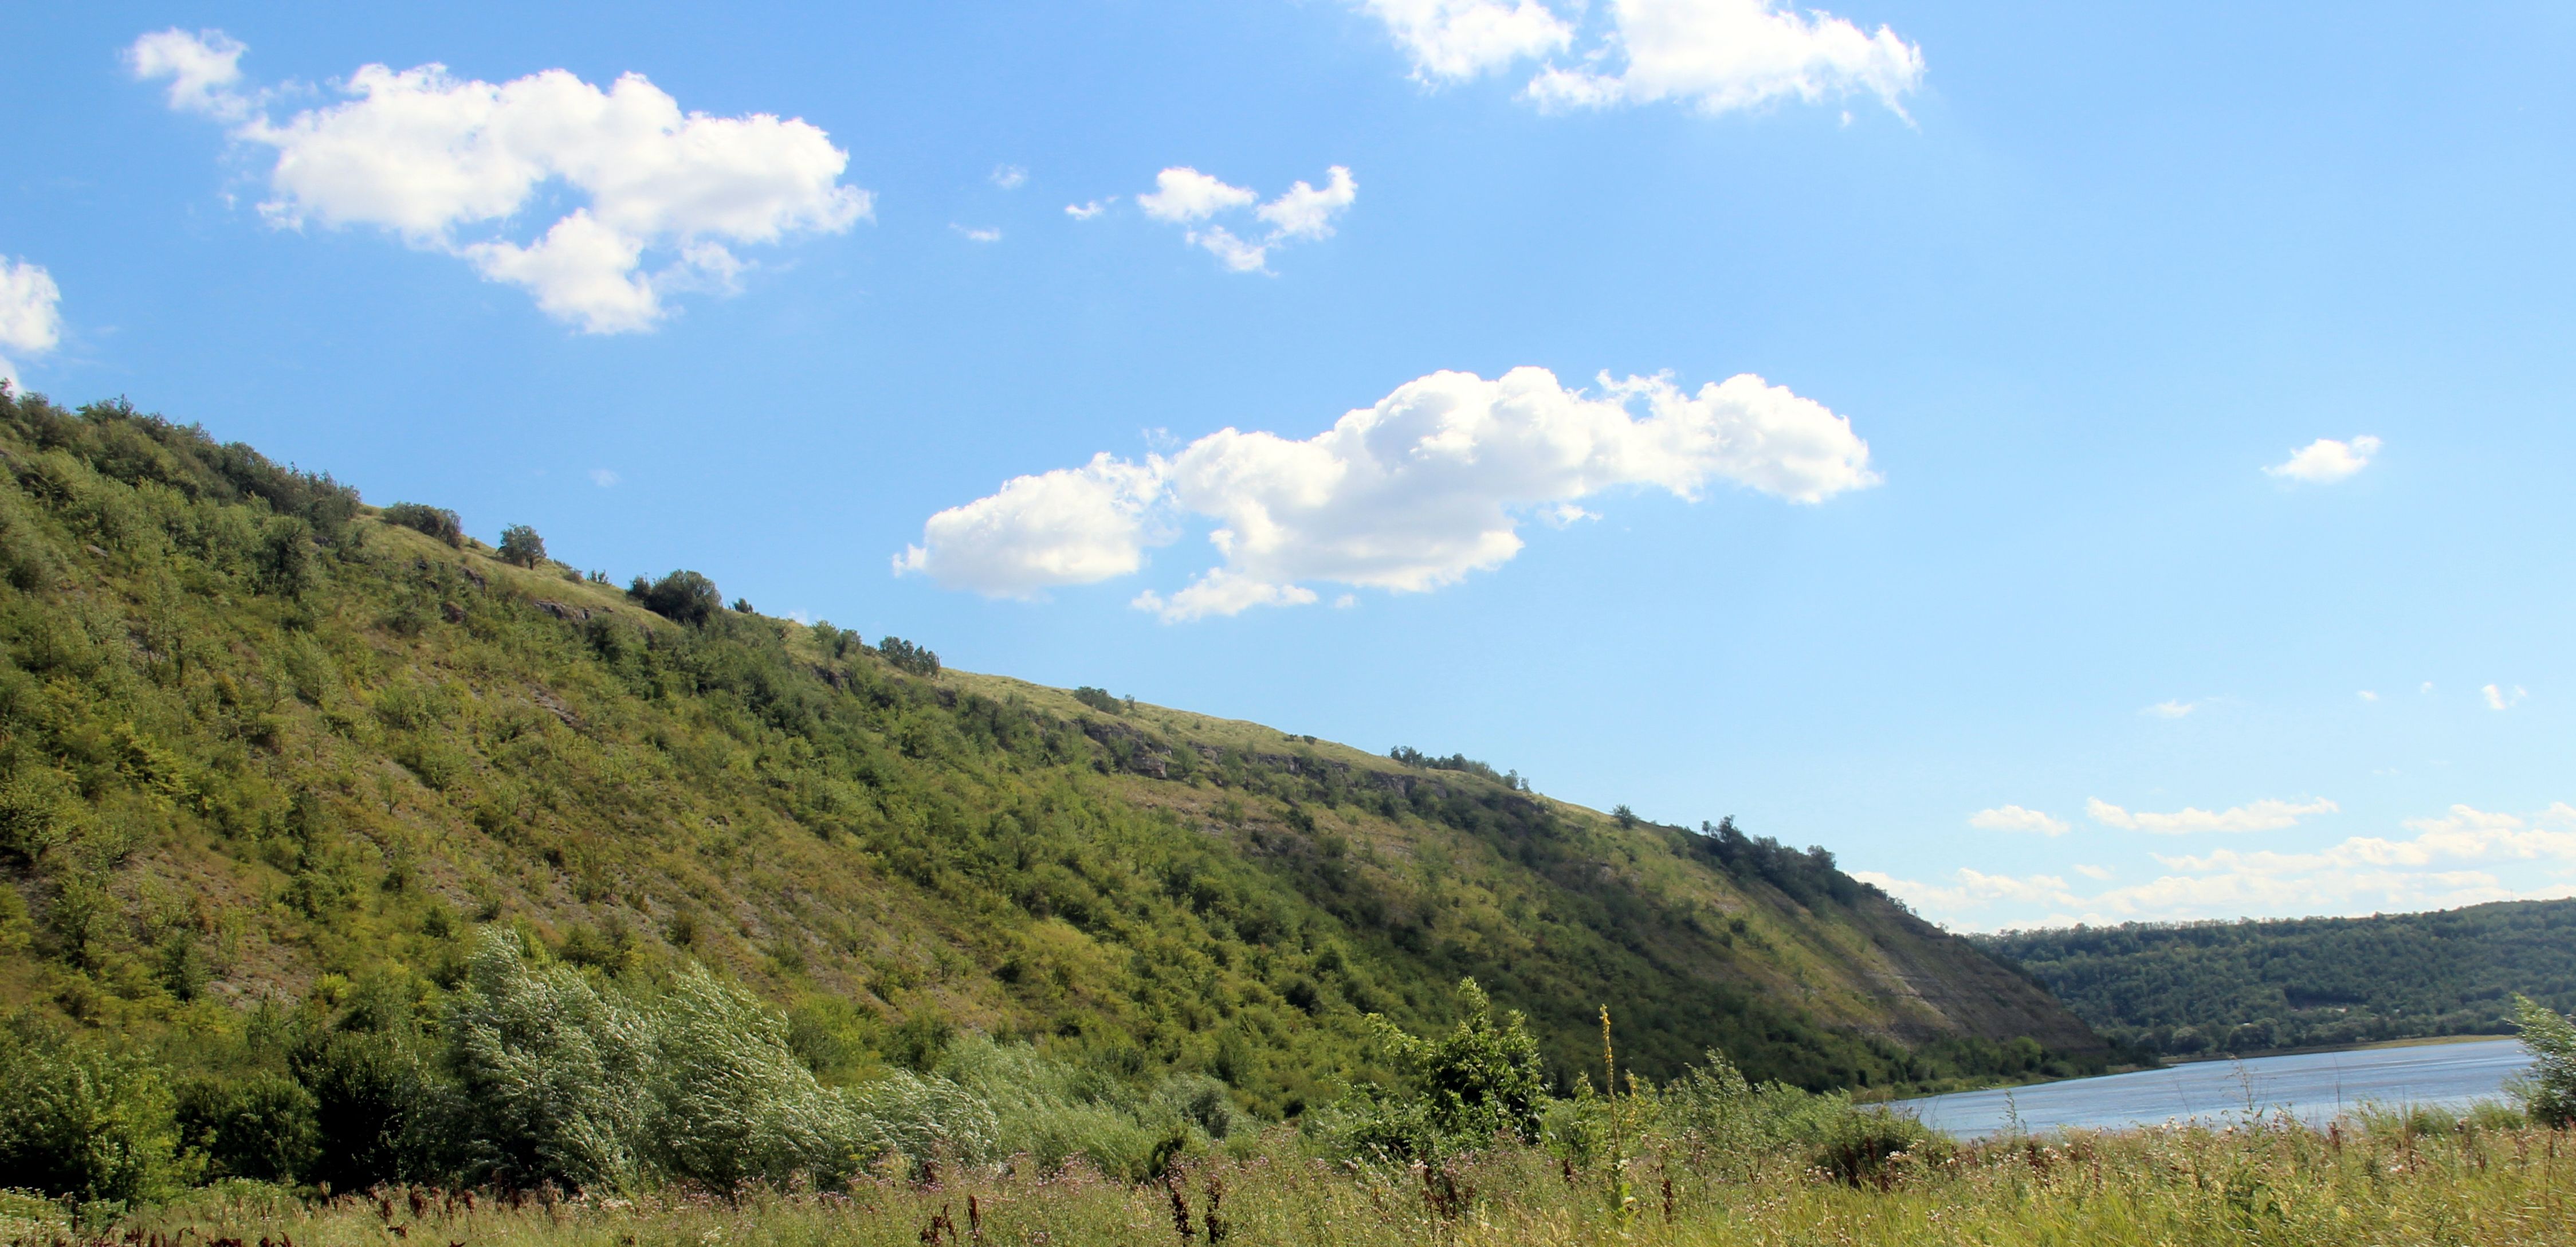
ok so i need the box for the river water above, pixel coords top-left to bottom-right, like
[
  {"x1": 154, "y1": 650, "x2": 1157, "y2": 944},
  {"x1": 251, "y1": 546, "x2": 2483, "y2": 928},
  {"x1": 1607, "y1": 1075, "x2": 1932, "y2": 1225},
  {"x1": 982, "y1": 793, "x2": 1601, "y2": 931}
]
[{"x1": 1891, "y1": 1038, "x2": 2535, "y2": 1138}]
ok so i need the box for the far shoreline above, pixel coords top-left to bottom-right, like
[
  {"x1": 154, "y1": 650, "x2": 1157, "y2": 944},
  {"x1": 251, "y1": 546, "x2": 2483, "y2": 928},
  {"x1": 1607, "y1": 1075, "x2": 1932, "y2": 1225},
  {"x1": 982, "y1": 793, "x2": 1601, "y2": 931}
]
[{"x1": 2158, "y1": 1031, "x2": 2518, "y2": 1066}]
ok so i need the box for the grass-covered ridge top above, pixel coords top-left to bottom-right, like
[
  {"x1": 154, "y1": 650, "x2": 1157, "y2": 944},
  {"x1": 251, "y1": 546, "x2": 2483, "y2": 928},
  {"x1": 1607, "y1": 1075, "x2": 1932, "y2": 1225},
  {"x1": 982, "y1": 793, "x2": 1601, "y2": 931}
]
[{"x1": 0, "y1": 387, "x2": 2096, "y2": 1124}]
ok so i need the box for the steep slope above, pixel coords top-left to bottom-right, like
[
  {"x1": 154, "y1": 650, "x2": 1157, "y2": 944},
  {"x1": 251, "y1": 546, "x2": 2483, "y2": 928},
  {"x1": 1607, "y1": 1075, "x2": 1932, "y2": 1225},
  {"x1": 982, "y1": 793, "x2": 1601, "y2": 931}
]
[
  {"x1": 0, "y1": 389, "x2": 2098, "y2": 1109},
  {"x1": 1977, "y1": 900, "x2": 2576, "y2": 1056}
]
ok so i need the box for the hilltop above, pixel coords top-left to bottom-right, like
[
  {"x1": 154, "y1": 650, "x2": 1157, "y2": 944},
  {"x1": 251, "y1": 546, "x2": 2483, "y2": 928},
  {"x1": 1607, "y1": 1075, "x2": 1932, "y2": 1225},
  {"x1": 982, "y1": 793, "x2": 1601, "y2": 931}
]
[
  {"x1": 1974, "y1": 899, "x2": 2576, "y2": 1056},
  {"x1": 0, "y1": 387, "x2": 2098, "y2": 1119}
]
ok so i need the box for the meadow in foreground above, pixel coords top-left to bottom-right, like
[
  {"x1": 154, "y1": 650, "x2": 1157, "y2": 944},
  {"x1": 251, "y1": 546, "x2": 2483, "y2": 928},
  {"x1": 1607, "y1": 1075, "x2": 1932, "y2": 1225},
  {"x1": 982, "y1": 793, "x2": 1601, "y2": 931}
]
[
  {"x1": 8, "y1": 1112, "x2": 2574, "y2": 1247},
  {"x1": 11, "y1": 937, "x2": 2575, "y2": 1246}
]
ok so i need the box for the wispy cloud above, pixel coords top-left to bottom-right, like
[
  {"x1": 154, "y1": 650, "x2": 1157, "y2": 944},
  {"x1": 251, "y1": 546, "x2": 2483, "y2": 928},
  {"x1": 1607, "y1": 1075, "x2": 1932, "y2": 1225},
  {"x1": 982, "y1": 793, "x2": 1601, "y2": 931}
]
[
  {"x1": 588, "y1": 468, "x2": 620, "y2": 488},
  {"x1": 1863, "y1": 802, "x2": 2576, "y2": 929},
  {"x1": 2142, "y1": 699, "x2": 2195, "y2": 719},
  {"x1": 2087, "y1": 796, "x2": 2337, "y2": 834},
  {"x1": 990, "y1": 164, "x2": 1027, "y2": 190},
  {"x1": 2484, "y1": 683, "x2": 2527, "y2": 711},
  {"x1": 1353, "y1": 0, "x2": 1925, "y2": 120},
  {"x1": 952, "y1": 223, "x2": 1003, "y2": 244},
  {"x1": 1065, "y1": 197, "x2": 1116, "y2": 221},
  {"x1": 1968, "y1": 805, "x2": 2068, "y2": 836}
]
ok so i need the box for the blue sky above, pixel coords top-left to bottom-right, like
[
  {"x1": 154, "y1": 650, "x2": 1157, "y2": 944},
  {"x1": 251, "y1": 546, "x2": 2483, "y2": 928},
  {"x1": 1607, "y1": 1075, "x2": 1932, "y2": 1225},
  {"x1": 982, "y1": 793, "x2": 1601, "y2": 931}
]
[{"x1": 8, "y1": 1, "x2": 2576, "y2": 930}]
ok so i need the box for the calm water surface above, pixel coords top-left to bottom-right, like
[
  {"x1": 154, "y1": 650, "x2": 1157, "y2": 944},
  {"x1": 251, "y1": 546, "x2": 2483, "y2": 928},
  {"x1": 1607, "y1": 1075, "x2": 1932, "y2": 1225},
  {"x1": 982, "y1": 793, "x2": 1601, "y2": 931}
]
[{"x1": 1892, "y1": 1038, "x2": 2534, "y2": 1138}]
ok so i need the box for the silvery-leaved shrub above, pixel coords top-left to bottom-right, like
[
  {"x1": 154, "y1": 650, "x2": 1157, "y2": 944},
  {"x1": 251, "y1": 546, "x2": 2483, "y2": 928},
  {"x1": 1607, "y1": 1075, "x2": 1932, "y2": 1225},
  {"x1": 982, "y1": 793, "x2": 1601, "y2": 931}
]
[
  {"x1": 841, "y1": 1065, "x2": 1001, "y2": 1172},
  {"x1": 2510, "y1": 994, "x2": 2576, "y2": 1127},
  {"x1": 445, "y1": 932, "x2": 652, "y2": 1190},
  {"x1": 646, "y1": 964, "x2": 879, "y2": 1187}
]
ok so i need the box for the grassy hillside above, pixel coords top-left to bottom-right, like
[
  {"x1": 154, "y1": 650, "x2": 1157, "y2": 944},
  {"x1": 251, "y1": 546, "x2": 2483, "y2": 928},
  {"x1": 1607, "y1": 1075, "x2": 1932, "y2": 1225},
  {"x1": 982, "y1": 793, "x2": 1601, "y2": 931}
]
[
  {"x1": 1974, "y1": 899, "x2": 2576, "y2": 1056},
  {"x1": 0, "y1": 386, "x2": 2097, "y2": 1122}
]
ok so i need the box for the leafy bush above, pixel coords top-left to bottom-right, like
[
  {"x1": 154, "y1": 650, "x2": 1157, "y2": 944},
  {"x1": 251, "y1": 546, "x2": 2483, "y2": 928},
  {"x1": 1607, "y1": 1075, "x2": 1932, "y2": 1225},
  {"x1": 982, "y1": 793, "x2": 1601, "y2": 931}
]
[
  {"x1": 1073, "y1": 687, "x2": 1124, "y2": 714},
  {"x1": 2510, "y1": 994, "x2": 2576, "y2": 1127},
  {"x1": 497, "y1": 524, "x2": 547, "y2": 568},
  {"x1": 880, "y1": 636, "x2": 940, "y2": 677},
  {"x1": 256, "y1": 516, "x2": 313, "y2": 598},
  {"x1": 172, "y1": 1072, "x2": 318, "y2": 1182},
  {"x1": 382, "y1": 502, "x2": 462, "y2": 547},
  {"x1": 938, "y1": 1037, "x2": 1239, "y2": 1179},
  {"x1": 0, "y1": 1018, "x2": 189, "y2": 1203},
  {"x1": 630, "y1": 570, "x2": 721, "y2": 626},
  {"x1": 288, "y1": 1026, "x2": 448, "y2": 1191},
  {"x1": 1322, "y1": 979, "x2": 1545, "y2": 1161}
]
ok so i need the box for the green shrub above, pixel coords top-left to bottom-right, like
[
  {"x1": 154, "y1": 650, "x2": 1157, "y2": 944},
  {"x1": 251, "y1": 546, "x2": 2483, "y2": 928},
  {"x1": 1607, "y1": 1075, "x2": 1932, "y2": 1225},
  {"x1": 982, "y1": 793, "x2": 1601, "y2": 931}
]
[
  {"x1": 1807, "y1": 1107, "x2": 1939, "y2": 1187},
  {"x1": 1073, "y1": 687, "x2": 1124, "y2": 714},
  {"x1": 497, "y1": 524, "x2": 547, "y2": 568},
  {"x1": 381, "y1": 503, "x2": 462, "y2": 547},
  {"x1": 0, "y1": 1018, "x2": 189, "y2": 1203},
  {"x1": 2510, "y1": 994, "x2": 2576, "y2": 1127},
  {"x1": 630, "y1": 570, "x2": 721, "y2": 627},
  {"x1": 288, "y1": 1026, "x2": 448, "y2": 1191},
  {"x1": 173, "y1": 1072, "x2": 319, "y2": 1182},
  {"x1": 1322, "y1": 978, "x2": 1545, "y2": 1162},
  {"x1": 256, "y1": 516, "x2": 313, "y2": 598}
]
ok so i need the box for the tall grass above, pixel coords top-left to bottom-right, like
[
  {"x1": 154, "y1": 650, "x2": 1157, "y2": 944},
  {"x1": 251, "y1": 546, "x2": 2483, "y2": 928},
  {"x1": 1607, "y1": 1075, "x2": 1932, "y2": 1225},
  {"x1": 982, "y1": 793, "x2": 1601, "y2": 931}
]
[{"x1": 15, "y1": 1114, "x2": 2571, "y2": 1247}]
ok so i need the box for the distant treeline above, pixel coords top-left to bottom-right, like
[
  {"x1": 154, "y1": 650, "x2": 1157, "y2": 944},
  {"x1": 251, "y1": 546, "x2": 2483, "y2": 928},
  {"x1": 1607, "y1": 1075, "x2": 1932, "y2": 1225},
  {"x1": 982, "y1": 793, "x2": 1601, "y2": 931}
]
[
  {"x1": 1387, "y1": 746, "x2": 1528, "y2": 791},
  {"x1": 1974, "y1": 899, "x2": 2576, "y2": 1056},
  {"x1": 1682, "y1": 817, "x2": 1865, "y2": 912}
]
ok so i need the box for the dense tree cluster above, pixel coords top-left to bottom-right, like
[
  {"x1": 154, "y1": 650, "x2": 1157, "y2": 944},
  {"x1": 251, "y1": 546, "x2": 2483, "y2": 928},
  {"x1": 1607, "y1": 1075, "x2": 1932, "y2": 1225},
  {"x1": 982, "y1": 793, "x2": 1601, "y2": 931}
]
[
  {"x1": 1976, "y1": 901, "x2": 2576, "y2": 1055},
  {"x1": 1387, "y1": 746, "x2": 1528, "y2": 792},
  {"x1": 879, "y1": 635, "x2": 940, "y2": 677},
  {"x1": 383, "y1": 503, "x2": 463, "y2": 547},
  {"x1": 629, "y1": 569, "x2": 721, "y2": 626}
]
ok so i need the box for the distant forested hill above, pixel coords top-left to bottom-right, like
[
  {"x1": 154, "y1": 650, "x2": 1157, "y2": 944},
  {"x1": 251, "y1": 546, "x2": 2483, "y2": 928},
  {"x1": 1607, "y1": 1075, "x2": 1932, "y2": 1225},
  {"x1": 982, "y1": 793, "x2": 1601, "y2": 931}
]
[
  {"x1": 0, "y1": 386, "x2": 2098, "y2": 1130},
  {"x1": 1974, "y1": 900, "x2": 2576, "y2": 1056}
]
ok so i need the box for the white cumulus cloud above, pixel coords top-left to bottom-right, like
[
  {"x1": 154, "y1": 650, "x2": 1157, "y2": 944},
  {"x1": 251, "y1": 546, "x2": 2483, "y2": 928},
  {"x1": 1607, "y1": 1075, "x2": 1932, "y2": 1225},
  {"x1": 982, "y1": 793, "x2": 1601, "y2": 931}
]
[
  {"x1": 1065, "y1": 198, "x2": 1116, "y2": 221},
  {"x1": 892, "y1": 453, "x2": 1165, "y2": 598},
  {"x1": 1354, "y1": 0, "x2": 1925, "y2": 119},
  {"x1": 1137, "y1": 168, "x2": 1258, "y2": 223},
  {"x1": 2484, "y1": 683, "x2": 2527, "y2": 711},
  {"x1": 2086, "y1": 795, "x2": 2338, "y2": 835},
  {"x1": 1137, "y1": 166, "x2": 1356, "y2": 273},
  {"x1": 0, "y1": 258, "x2": 64, "y2": 389},
  {"x1": 1356, "y1": 0, "x2": 1574, "y2": 81},
  {"x1": 130, "y1": 29, "x2": 870, "y2": 334},
  {"x1": 897, "y1": 366, "x2": 1876, "y2": 619},
  {"x1": 1968, "y1": 805, "x2": 2068, "y2": 836},
  {"x1": 2265, "y1": 434, "x2": 2380, "y2": 484}
]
